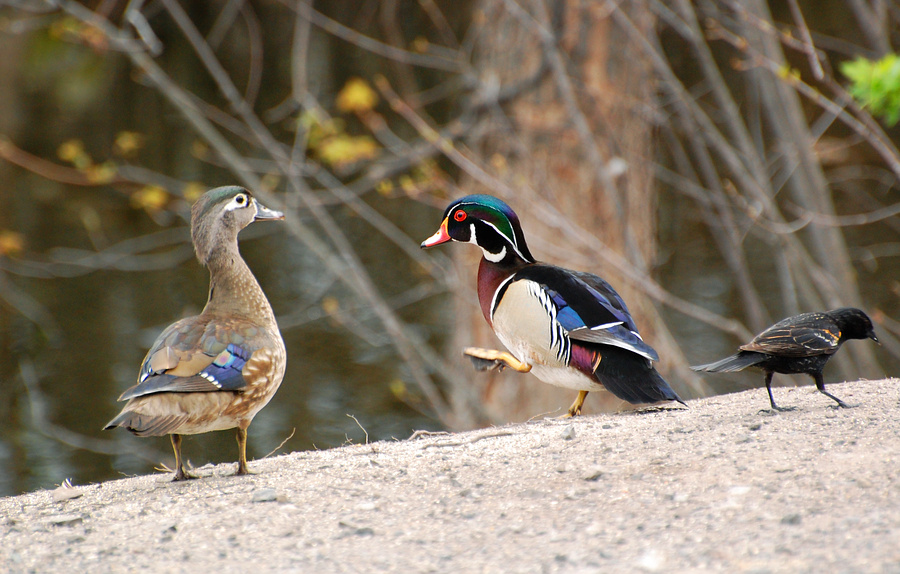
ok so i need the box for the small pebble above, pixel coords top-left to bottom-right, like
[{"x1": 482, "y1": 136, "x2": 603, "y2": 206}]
[
  {"x1": 561, "y1": 425, "x2": 576, "y2": 441},
  {"x1": 251, "y1": 488, "x2": 278, "y2": 503},
  {"x1": 47, "y1": 514, "x2": 82, "y2": 527},
  {"x1": 637, "y1": 549, "x2": 665, "y2": 572},
  {"x1": 583, "y1": 468, "x2": 604, "y2": 482},
  {"x1": 52, "y1": 485, "x2": 84, "y2": 502}
]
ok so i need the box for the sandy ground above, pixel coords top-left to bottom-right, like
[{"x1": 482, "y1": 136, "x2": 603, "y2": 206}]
[{"x1": 2, "y1": 378, "x2": 899, "y2": 573}]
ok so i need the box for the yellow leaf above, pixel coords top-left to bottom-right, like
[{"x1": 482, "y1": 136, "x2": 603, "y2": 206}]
[
  {"x1": 191, "y1": 140, "x2": 209, "y2": 159},
  {"x1": 317, "y1": 134, "x2": 379, "y2": 168},
  {"x1": 131, "y1": 185, "x2": 169, "y2": 213},
  {"x1": 389, "y1": 379, "x2": 408, "y2": 400},
  {"x1": 412, "y1": 37, "x2": 429, "y2": 54},
  {"x1": 336, "y1": 77, "x2": 378, "y2": 114},
  {"x1": 183, "y1": 182, "x2": 206, "y2": 202},
  {"x1": 79, "y1": 24, "x2": 107, "y2": 51},
  {"x1": 57, "y1": 139, "x2": 90, "y2": 169},
  {"x1": 322, "y1": 296, "x2": 340, "y2": 315},
  {"x1": 306, "y1": 118, "x2": 342, "y2": 149},
  {"x1": 490, "y1": 153, "x2": 508, "y2": 174},
  {"x1": 399, "y1": 175, "x2": 416, "y2": 193},
  {"x1": 260, "y1": 173, "x2": 281, "y2": 193},
  {"x1": 0, "y1": 230, "x2": 25, "y2": 257},
  {"x1": 113, "y1": 131, "x2": 144, "y2": 157},
  {"x1": 85, "y1": 161, "x2": 116, "y2": 184},
  {"x1": 376, "y1": 179, "x2": 394, "y2": 196}
]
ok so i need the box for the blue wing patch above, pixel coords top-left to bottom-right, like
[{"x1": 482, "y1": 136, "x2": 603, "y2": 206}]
[
  {"x1": 119, "y1": 343, "x2": 251, "y2": 400},
  {"x1": 198, "y1": 344, "x2": 250, "y2": 390},
  {"x1": 543, "y1": 284, "x2": 659, "y2": 362},
  {"x1": 556, "y1": 306, "x2": 584, "y2": 331}
]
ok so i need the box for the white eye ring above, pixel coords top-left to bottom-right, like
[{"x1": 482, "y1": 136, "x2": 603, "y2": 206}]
[{"x1": 225, "y1": 194, "x2": 250, "y2": 211}]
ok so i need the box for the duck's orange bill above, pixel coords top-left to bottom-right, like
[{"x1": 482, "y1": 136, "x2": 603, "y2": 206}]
[{"x1": 420, "y1": 218, "x2": 451, "y2": 248}]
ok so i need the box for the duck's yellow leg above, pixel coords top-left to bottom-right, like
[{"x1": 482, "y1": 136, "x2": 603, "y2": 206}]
[
  {"x1": 235, "y1": 425, "x2": 252, "y2": 476},
  {"x1": 171, "y1": 434, "x2": 197, "y2": 481},
  {"x1": 463, "y1": 347, "x2": 532, "y2": 373},
  {"x1": 562, "y1": 390, "x2": 589, "y2": 418}
]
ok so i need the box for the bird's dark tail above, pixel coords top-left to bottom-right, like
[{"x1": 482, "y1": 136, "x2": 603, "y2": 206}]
[
  {"x1": 594, "y1": 346, "x2": 685, "y2": 405},
  {"x1": 103, "y1": 411, "x2": 185, "y2": 437},
  {"x1": 690, "y1": 351, "x2": 764, "y2": 373}
]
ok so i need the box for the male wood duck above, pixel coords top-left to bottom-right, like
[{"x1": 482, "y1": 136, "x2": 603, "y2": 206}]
[
  {"x1": 692, "y1": 307, "x2": 878, "y2": 411},
  {"x1": 104, "y1": 186, "x2": 287, "y2": 480},
  {"x1": 421, "y1": 194, "x2": 684, "y2": 416}
]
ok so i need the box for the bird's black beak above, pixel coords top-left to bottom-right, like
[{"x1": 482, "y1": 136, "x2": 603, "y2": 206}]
[{"x1": 870, "y1": 330, "x2": 880, "y2": 345}]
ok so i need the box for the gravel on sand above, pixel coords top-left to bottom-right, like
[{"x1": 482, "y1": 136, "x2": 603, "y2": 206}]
[{"x1": 2, "y1": 378, "x2": 899, "y2": 573}]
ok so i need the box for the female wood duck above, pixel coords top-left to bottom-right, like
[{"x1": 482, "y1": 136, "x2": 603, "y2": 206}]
[
  {"x1": 691, "y1": 307, "x2": 878, "y2": 411},
  {"x1": 421, "y1": 194, "x2": 684, "y2": 416},
  {"x1": 104, "y1": 186, "x2": 287, "y2": 480}
]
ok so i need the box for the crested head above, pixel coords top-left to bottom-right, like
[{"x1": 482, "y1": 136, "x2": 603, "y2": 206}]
[
  {"x1": 191, "y1": 186, "x2": 284, "y2": 266},
  {"x1": 828, "y1": 307, "x2": 878, "y2": 342},
  {"x1": 420, "y1": 194, "x2": 534, "y2": 265}
]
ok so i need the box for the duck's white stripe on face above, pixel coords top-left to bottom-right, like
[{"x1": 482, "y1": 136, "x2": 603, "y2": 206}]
[
  {"x1": 483, "y1": 245, "x2": 507, "y2": 263},
  {"x1": 468, "y1": 224, "x2": 506, "y2": 262},
  {"x1": 466, "y1": 223, "x2": 478, "y2": 246},
  {"x1": 479, "y1": 219, "x2": 531, "y2": 262}
]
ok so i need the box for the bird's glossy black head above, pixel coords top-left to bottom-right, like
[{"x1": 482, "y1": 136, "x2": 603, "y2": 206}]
[
  {"x1": 828, "y1": 307, "x2": 878, "y2": 343},
  {"x1": 191, "y1": 186, "x2": 284, "y2": 265},
  {"x1": 420, "y1": 194, "x2": 535, "y2": 265}
]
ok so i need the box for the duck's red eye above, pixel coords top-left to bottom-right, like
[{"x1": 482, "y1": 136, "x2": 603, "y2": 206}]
[{"x1": 453, "y1": 210, "x2": 467, "y2": 222}]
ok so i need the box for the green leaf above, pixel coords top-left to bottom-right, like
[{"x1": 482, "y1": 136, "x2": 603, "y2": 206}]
[{"x1": 841, "y1": 54, "x2": 900, "y2": 126}]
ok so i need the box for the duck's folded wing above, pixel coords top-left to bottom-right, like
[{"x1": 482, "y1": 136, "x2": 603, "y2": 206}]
[
  {"x1": 118, "y1": 343, "x2": 251, "y2": 400},
  {"x1": 518, "y1": 265, "x2": 659, "y2": 362}
]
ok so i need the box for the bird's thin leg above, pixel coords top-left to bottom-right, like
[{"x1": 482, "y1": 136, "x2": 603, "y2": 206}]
[
  {"x1": 463, "y1": 347, "x2": 532, "y2": 373},
  {"x1": 561, "y1": 390, "x2": 589, "y2": 418},
  {"x1": 762, "y1": 372, "x2": 796, "y2": 413},
  {"x1": 235, "y1": 425, "x2": 252, "y2": 476},
  {"x1": 814, "y1": 374, "x2": 855, "y2": 408},
  {"x1": 171, "y1": 434, "x2": 196, "y2": 481}
]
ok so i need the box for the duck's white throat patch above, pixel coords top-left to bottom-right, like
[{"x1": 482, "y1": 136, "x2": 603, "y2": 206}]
[{"x1": 469, "y1": 223, "x2": 508, "y2": 262}]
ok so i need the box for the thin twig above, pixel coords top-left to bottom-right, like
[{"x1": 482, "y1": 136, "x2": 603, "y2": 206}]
[
  {"x1": 263, "y1": 428, "x2": 296, "y2": 459},
  {"x1": 347, "y1": 414, "x2": 369, "y2": 445},
  {"x1": 786, "y1": 0, "x2": 824, "y2": 80},
  {"x1": 421, "y1": 430, "x2": 515, "y2": 449},
  {"x1": 407, "y1": 429, "x2": 450, "y2": 440}
]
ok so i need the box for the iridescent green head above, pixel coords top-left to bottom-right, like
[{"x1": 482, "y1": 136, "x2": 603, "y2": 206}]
[{"x1": 421, "y1": 194, "x2": 535, "y2": 264}]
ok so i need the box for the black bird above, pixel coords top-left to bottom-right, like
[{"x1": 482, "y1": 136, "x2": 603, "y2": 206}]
[{"x1": 691, "y1": 307, "x2": 878, "y2": 411}]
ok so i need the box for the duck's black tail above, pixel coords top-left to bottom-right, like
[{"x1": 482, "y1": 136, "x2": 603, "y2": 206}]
[
  {"x1": 690, "y1": 351, "x2": 765, "y2": 374},
  {"x1": 595, "y1": 346, "x2": 686, "y2": 406}
]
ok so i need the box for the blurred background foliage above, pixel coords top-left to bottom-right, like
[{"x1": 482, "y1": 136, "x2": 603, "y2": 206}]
[{"x1": 1, "y1": 0, "x2": 899, "y2": 496}]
